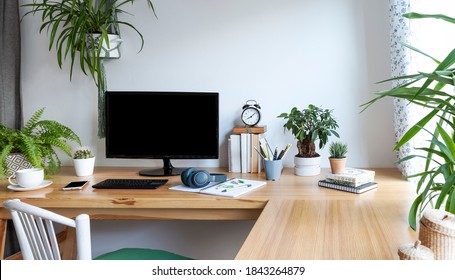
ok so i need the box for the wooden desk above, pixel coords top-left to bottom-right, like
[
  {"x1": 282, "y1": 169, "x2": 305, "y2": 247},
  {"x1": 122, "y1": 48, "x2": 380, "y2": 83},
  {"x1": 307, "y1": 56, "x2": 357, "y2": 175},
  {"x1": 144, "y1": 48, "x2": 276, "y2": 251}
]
[{"x1": 0, "y1": 167, "x2": 417, "y2": 260}]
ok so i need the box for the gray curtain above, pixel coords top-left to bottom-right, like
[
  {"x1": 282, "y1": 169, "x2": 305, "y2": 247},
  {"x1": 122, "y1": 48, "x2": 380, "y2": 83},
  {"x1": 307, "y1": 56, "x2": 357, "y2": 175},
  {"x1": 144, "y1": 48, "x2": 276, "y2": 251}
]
[
  {"x1": 0, "y1": 0, "x2": 22, "y2": 129},
  {"x1": 0, "y1": 0, "x2": 21, "y2": 258}
]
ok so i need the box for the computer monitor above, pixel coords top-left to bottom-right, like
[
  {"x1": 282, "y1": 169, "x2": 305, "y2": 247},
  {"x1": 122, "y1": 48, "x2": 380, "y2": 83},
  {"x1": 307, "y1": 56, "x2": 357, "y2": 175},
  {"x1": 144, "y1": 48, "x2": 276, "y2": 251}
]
[{"x1": 105, "y1": 91, "x2": 219, "y2": 176}]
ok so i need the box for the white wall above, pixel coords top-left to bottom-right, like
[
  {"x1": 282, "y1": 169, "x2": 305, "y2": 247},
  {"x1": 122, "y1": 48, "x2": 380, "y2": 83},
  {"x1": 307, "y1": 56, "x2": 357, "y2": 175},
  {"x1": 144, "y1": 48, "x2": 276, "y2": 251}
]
[
  {"x1": 18, "y1": 0, "x2": 394, "y2": 259},
  {"x1": 19, "y1": 0, "x2": 395, "y2": 170}
]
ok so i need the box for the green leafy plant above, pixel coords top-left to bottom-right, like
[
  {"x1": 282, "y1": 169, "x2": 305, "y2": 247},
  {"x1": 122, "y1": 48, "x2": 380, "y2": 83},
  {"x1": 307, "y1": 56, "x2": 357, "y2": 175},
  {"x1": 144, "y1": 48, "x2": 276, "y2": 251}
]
[
  {"x1": 0, "y1": 108, "x2": 81, "y2": 178},
  {"x1": 21, "y1": 0, "x2": 156, "y2": 137},
  {"x1": 22, "y1": 0, "x2": 155, "y2": 87},
  {"x1": 277, "y1": 104, "x2": 339, "y2": 158},
  {"x1": 329, "y1": 141, "x2": 348, "y2": 158},
  {"x1": 73, "y1": 146, "x2": 94, "y2": 159},
  {"x1": 361, "y1": 12, "x2": 455, "y2": 230}
]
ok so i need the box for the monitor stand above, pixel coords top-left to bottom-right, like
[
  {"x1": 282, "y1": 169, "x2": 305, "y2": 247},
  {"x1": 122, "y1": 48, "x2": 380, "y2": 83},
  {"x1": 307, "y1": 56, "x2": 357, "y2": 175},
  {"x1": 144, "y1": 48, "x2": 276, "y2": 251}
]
[{"x1": 139, "y1": 158, "x2": 185, "y2": 176}]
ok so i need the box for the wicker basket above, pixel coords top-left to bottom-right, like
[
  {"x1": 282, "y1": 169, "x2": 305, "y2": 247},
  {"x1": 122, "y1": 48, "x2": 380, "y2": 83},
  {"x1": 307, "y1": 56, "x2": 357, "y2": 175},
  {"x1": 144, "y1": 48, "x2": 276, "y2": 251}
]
[
  {"x1": 418, "y1": 209, "x2": 455, "y2": 260},
  {"x1": 398, "y1": 240, "x2": 434, "y2": 260}
]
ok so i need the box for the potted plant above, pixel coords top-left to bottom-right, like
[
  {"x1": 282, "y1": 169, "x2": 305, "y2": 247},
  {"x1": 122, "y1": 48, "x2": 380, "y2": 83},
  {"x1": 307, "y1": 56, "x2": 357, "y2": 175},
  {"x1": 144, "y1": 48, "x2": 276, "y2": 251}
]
[
  {"x1": 73, "y1": 146, "x2": 96, "y2": 177},
  {"x1": 21, "y1": 0, "x2": 156, "y2": 138},
  {"x1": 278, "y1": 104, "x2": 340, "y2": 176},
  {"x1": 0, "y1": 108, "x2": 81, "y2": 179},
  {"x1": 361, "y1": 12, "x2": 455, "y2": 230},
  {"x1": 328, "y1": 141, "x2": 348, "y2": 174}
]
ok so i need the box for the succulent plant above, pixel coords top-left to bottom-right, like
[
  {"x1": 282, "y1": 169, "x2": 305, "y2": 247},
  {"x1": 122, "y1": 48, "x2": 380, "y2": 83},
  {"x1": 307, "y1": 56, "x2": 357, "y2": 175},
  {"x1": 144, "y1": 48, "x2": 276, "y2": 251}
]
[
  {"x1": 329, "y1": 141, "x2": 348, "y2": 158},
  {"x1": 73, "y1": 147, "x2": 94, "y2": 159}
]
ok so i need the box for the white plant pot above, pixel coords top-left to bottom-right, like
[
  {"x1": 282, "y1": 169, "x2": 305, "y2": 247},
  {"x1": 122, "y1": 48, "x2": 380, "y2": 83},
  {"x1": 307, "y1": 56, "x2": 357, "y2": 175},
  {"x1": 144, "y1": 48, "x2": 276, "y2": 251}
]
[
  {"x1": 294, "y1": 156, "x2": 321, "y2": 176},
  {"x1": 73, "y1": 157, "x2": 95, "y2": 177}
]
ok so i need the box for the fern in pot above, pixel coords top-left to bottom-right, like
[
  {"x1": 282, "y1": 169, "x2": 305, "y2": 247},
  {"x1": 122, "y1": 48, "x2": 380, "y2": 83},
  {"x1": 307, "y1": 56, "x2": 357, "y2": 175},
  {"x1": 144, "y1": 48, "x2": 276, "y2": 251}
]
[
  {"x1": 0, "y1": 107, "x2": 81, "y2": 178},
  {"x1": 73, "y1": 146, "x2": 95, "y2": 177}
]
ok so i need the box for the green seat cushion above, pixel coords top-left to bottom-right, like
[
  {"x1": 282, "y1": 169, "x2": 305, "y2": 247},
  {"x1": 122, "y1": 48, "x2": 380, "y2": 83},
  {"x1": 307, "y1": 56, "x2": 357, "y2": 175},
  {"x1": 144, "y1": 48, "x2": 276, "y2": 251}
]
[{"x1": 94, "y1": 248, "x2": 193, "y2": 260}]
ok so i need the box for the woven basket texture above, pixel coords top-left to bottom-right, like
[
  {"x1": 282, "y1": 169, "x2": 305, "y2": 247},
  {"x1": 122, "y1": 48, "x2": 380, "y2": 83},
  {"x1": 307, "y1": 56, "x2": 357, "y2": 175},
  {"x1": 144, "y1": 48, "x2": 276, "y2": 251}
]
[
  {"x1": 418, "y1": 209, "x2": 455, "y2": 260},
  {"x1": 398, "y1": 240, "x2": 434, "y2": 260}
]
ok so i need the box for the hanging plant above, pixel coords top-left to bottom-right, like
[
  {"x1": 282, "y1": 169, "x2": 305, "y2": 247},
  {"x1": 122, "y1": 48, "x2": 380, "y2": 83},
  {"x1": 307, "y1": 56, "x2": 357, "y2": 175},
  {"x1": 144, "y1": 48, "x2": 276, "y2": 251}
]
[{"x1": 21, "y1": 0, "x2": 157, "y2": 137}]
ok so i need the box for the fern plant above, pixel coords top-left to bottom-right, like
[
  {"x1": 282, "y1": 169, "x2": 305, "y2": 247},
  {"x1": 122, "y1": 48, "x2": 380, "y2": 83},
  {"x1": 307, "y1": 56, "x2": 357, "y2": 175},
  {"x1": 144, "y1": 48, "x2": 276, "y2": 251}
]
[{"x1": 0, "y1": 108, "x2": 81, "y2": 178}]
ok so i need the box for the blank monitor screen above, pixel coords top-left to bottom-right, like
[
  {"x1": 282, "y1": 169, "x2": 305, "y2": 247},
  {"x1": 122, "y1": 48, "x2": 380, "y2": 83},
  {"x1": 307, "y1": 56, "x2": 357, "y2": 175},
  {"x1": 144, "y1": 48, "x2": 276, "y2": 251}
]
[{"x1": 105, "y1": 91, "x2": 219, "y2": 176}]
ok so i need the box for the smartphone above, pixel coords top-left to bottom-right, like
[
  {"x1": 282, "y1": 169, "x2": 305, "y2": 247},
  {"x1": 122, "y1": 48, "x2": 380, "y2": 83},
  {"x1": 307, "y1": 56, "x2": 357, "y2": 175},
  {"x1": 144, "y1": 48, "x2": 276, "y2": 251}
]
[{"x1": 62, "y1": 180, "x2": 89, "y2": 190}]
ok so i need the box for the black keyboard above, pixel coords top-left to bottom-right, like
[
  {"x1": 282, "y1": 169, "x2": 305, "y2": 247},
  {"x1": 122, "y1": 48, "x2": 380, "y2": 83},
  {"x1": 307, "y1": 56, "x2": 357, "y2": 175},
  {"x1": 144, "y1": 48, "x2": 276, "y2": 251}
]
[{"x1": 92, "y1": 179, "x2": 168, "y2": 189}]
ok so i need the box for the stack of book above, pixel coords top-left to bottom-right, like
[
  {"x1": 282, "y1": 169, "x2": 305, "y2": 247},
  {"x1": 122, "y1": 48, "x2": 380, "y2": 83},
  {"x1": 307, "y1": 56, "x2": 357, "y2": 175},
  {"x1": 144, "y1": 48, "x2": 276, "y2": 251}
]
[
  {"x1": 228, "y1": 126, "x2": 266, "y2": 173},
  {"x1": 318, "y1": 167, "x2": 377, "y2": 194}
]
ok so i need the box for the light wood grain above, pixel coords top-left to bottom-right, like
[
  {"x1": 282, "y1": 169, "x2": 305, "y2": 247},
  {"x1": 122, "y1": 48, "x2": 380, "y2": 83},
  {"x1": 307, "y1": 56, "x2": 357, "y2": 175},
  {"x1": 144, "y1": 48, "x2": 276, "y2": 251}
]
[
  {"x1": 0, "y1": 166, "x2": 418, "y2": 260},
  {"x1": 235, "y1": 199, "x2": 416, "y2": 259}
]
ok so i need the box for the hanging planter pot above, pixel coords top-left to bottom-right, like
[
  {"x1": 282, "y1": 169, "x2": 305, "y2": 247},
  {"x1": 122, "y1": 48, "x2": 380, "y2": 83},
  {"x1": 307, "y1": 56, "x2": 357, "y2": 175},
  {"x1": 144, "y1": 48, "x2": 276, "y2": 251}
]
[{"x1": 86, "y1": 33, "x2": 123, "y2": 59}]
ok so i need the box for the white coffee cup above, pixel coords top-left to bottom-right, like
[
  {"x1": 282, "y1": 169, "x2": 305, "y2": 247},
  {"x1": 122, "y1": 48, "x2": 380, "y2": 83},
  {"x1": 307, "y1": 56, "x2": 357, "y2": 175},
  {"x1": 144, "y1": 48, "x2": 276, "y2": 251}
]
[{"x1": 8, "y1": 168, "x2": 44, "y2": 188}]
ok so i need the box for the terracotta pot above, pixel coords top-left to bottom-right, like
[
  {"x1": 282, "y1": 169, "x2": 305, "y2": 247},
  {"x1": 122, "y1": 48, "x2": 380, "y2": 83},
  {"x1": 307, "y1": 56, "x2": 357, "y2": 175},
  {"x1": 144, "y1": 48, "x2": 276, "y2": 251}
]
[{"x1": 329, "y1": 157, "x2": 347, "y2": 174}]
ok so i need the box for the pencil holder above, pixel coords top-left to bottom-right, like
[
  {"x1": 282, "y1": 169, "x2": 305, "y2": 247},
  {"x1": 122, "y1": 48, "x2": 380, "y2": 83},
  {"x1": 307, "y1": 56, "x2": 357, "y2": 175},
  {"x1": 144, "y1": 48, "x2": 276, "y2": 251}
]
[{"x1": 264, "y1": 159, "x2": 283, "y2": 181}]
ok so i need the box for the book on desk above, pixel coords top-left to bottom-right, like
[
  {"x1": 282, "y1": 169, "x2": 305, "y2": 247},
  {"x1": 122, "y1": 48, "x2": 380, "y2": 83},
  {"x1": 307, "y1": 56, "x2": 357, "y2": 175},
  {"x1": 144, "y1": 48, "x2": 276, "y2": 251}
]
[
  {"x1": 318, "y1": 167, "x2": 377, "y2": 194},
  {"x1": 170, "y1": 178, "x2": 266, "y2": 197}
]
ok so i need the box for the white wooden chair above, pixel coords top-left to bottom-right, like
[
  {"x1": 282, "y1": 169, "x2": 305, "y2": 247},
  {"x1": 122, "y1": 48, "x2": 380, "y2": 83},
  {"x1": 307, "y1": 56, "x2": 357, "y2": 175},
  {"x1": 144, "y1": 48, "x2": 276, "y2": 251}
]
[
  {"x1": 3, "y1": 199, "x2": 192, "y2": 260},
  {"x1": 3, "y1": 199, "x2": 91, "y2": 260}
]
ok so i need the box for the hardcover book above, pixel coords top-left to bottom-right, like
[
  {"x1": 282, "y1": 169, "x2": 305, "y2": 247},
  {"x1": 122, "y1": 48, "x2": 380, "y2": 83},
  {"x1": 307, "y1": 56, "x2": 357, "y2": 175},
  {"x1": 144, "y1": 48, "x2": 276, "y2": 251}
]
[
  {"x1": 325, "y1": 167, "x2": 375, "y2": 187},
  {"x1": 170, "y1": 178, "x2": 266, "y2": 197},
  {"x1": 318, "y1": 179, "x2": 378, "y2": 194}
]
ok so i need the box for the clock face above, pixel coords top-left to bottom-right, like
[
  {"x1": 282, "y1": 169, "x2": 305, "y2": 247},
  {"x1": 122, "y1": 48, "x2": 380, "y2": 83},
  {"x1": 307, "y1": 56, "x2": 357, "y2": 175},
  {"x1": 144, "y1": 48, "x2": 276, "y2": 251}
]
[{"x1": 241, "y1": 107, "x2": 261, "y2": 126}]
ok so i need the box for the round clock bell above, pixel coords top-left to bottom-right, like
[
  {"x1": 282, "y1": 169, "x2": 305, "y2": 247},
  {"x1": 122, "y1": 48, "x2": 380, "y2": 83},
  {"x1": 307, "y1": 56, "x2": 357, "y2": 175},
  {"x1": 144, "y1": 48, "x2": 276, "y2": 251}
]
[{"x1": 241, "y1": 100, "x2": 261, "y2": 126}]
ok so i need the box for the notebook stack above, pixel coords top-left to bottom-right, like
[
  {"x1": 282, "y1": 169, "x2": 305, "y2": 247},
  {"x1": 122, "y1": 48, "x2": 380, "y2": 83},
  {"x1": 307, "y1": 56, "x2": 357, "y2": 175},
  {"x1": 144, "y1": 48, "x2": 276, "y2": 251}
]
[{"x1": 318, "y1": 167, "x2": 377, "y2": 194}]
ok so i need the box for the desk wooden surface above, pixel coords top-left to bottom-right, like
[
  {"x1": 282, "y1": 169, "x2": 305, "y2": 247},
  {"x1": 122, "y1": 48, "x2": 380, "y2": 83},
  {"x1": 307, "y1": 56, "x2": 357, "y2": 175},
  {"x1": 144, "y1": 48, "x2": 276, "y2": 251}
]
[{"x1": 0, "y1": 166, "x2": 417, "y2": 260}]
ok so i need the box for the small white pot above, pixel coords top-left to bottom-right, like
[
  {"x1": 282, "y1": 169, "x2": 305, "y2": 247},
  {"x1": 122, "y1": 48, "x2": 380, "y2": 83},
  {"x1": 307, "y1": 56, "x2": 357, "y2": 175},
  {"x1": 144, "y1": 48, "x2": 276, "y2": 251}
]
[
  {"x1": 73, "y1": 157, "x2": 95, "y2": 177},
  {"x1": 294, "y1": 156, "x2": 321, "y2": 176}
]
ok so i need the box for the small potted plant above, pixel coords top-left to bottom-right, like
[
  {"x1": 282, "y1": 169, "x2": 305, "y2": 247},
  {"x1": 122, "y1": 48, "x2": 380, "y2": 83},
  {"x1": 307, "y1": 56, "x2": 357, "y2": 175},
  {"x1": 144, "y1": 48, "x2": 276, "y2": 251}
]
[
  {"x1": 328, "y1": 141, "x2": 348, "y2": 174},
  {"x1": 0, "y1": 108, "x2": 81, "y2": 179},
  {"x1": 278, "y1": 104, "x2": 339, "y2": 176},
  {"x1": 73, "y1": 146, "x2": 95, "y2": 177}
]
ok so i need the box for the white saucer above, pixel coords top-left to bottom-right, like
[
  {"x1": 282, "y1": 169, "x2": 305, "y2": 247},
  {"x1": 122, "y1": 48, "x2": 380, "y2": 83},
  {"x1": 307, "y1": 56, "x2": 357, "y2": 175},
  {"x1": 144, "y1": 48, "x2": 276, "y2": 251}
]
[{"x1": 7, "y1": 180, "x2": 53, "y2": 192}]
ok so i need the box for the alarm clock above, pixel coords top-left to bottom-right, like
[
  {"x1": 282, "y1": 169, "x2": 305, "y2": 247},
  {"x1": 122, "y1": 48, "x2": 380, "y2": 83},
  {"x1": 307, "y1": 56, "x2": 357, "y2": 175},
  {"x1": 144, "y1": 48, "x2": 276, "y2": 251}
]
[{"x1": 241, "y1": 100, "x2": 261, "y2": 126}]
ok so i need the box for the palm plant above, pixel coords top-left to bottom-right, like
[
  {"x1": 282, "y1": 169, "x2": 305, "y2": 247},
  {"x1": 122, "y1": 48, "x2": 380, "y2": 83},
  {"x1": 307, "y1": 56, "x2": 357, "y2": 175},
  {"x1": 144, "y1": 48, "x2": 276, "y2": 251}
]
[
  {"x1": 361, "y1": 12, "x2": 455, "y2": 230},
  {"x1": 0, "y1": 108, "x2": 81, "y2": 178},
  {"x1": 21, "y1": 0, "x2": 156, "y2": 137}
]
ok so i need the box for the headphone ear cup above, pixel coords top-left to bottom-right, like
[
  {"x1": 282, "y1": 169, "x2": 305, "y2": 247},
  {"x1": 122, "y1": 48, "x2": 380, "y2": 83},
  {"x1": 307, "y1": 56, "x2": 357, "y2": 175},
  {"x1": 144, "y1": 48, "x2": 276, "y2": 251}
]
[
  {"x1": 181, "y1": 167, "x2": 197, "y2": 187},
  {"x1": 189, "y1": 170, "x2": 210, "y2": 188}
]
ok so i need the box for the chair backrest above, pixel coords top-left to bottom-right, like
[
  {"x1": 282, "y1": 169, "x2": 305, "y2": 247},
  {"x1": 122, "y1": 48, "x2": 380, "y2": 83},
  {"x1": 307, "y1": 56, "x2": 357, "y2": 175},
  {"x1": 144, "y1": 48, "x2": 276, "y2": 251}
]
[{"x1": 3, "y1": 199, "x2": 92, "y2": 260}]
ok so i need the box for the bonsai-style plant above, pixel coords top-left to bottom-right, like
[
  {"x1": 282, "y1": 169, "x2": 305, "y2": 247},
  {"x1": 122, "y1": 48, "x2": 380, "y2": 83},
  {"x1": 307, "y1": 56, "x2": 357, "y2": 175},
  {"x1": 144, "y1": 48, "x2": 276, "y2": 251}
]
[
  {"x1": 0, "y1": 108, "x2": 81, "y2": 178},
  {"x1": 361, "y1": 12, "x2": 455, "y2": 230},
  {"x1": 72, "y1": 146, "x2": 96, "y2": 176},
  {"x1": 278, "y1": 104, "x2": 340, "y2": 158},
  {"x1": 21, "y1": 0, "x2": 156, "y2": 137},
  {"x1": 328, "y1": 141, "x2": 348, "y2": 174}
]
